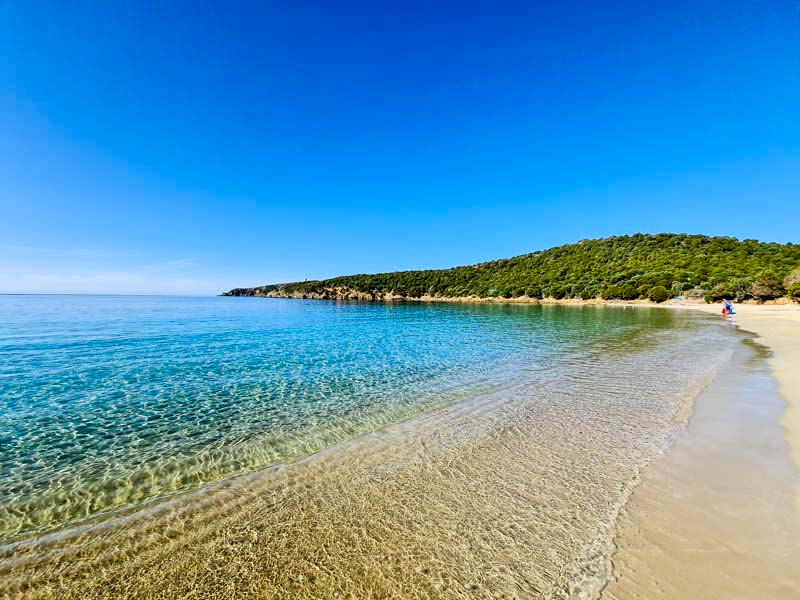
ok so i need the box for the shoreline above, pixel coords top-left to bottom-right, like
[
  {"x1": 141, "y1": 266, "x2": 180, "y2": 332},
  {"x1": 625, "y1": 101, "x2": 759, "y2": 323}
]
[
  {"x1": 239, "y1": 292, "x2": 800, "y2": 486},
  {"x1": 241, "y1": 296, "x2": 800, "y2": 597},
  {"x1": 666, "y1": 301, "x2": 800, "y2": 505},
  {"x1": 604, "y1": 306, "x2": 800, "y2": 598}
]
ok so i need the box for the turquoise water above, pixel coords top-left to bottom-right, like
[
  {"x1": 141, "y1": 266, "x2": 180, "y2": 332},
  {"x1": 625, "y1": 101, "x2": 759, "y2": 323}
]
[{"x1": 0, "y1": 296, "x2": 726, "y2": 543}]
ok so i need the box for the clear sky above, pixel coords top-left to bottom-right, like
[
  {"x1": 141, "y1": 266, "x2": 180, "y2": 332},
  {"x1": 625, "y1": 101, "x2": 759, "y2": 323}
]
[{"x1": 2, "y1": 1, "x2": 798, "y2": 294}]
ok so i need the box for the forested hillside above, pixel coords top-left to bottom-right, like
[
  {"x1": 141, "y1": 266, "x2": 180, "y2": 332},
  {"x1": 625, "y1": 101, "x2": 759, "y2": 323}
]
[{"x1": 224, "y1": 234, "x2": 800, "y2": 303}]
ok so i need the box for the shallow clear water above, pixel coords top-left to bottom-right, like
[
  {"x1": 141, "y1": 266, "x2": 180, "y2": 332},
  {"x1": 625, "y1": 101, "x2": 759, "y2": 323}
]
[{"x1": 0, "y1": 296, "x2": 729, "y2": 544}]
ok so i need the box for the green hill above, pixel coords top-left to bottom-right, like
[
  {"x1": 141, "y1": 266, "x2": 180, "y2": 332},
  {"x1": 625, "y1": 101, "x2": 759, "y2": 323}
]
[{"x1": 224, "y1": 234, "x2": 800, "y2": 303}]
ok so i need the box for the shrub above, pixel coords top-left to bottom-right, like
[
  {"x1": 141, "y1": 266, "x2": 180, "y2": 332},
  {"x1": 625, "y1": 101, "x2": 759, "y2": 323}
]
[
  {"x1": 707, "y1": 284, "x2": 733, "y2": 303},
  {"x1": 685, "y1": 287, "x2": 707, "y2": 299},
  {"x1": 784, "y1": 268, "x2": 800, "y2": 288},
  {"x1": 752, "y1": 274, "x2": 785, "y2": 302},
  {"x1": 728, "y1": 277, "x2": 754, "y2": 302},
  {"x1": 619, "y1": 284, "x2": 640, "y2": 300},
  {"x1": 601, "y1": 285, "x2": 620, "y2": 300},
  {"x1": 787, "y1": 282, "x2": 800, "y2": 302},
  {"x1": 602, "y1": 283, "x2": 639, "y2": 300},
  {"x1": 648, "y1": 286, "x2": 670, "y2": 303}
]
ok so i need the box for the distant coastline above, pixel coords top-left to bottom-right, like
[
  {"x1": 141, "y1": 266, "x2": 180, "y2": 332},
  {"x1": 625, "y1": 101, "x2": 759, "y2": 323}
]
[
  {"x1": 223, "y1": 234, "x2": 800, "y2": 305},
  {"x1": 222, "y1": 285, "x2": 798, "y2": 307}
]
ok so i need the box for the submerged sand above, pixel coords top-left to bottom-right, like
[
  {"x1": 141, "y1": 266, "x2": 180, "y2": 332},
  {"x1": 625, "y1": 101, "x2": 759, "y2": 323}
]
[
  {"x1": 605, "y1": 303, "x2": 800, "y2": 599},
  {"x1": 2, "y1": 304, "x2": 798, "y2": 598},
  {"x1": 1, "y1": 312, "x2": 725, "y2": 598}
]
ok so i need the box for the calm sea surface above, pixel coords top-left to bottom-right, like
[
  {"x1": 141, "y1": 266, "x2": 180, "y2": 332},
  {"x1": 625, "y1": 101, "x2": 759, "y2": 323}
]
[{"x1": 0, "y1": 295, "x2": 732, "y2": 545}]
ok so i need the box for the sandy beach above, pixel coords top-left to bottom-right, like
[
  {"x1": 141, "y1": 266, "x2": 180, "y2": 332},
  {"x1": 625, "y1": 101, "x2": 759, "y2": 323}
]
[
  {"x1": 605, "y1": 302, "x2": 800, "y2": 599},
  {"x1": 678, "y1": 302, "x2": 800, "y2": 481},
  {"x1": 4, "y1": 0, "x2": 798, "y2": 594}
]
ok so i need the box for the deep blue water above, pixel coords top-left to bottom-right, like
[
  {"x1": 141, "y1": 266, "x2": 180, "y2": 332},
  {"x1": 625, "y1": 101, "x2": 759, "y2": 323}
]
[{"x1": 0, "y1": 295, "x2": 723, "y2": 542}]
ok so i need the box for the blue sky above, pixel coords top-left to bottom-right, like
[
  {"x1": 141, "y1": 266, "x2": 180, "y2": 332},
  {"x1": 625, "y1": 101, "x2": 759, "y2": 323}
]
[{"x1": 2, "y1": 1, "x2": 798, "y2": 294}]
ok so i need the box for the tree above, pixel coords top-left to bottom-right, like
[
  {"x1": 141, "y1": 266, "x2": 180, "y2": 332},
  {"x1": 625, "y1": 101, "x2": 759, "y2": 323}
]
[
  {"x1": 707, "y1": 283, "x2": 734, "y2": 303},
  {"x1": 752, "y1": 274, "x2": 785, "y2": 302},
  {"x1": 580, "y1": 286, "x2": 600, "y2": 300},
  {"x1": 784, "y1": 268, "x2": 800, "y2": 288},
  {"x1": 230, "y1": 235, "x2": 800, "y2": 302},
  {"x1": 619, "y1": 284, "x2": 640, "y2": 300},
  {"x1": 787, "y1": 282, "x2": 800, "y2": 303},
  {"x1": 728, "y1": 277, "x2": 754, "y2": 302},
  {"x1": 648, "y1": 286, "x2": 670, "y2": 303}
]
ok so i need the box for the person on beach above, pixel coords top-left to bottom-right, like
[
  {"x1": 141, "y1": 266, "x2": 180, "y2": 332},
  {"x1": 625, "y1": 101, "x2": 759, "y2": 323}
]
[{"x1": 722, "y1": 298, "x2": 735, "y2": 315}]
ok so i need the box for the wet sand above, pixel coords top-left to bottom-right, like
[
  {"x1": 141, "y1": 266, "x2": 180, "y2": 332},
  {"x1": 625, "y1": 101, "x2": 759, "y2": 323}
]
[
  {"x1": 605, "y1": 303, "x2": 800, "y2": 599},
  {"x1": 681, "y1": 303, "x2": 800, "y2": 485},
  {"x1": 673, "y1": 302, "x2": 800, "y2": 510}
]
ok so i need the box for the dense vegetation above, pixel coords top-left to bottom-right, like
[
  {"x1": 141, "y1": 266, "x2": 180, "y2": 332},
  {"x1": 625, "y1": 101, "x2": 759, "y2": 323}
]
[{"x1": 225, "y1": 234, "x2": 800, "y2": 303}]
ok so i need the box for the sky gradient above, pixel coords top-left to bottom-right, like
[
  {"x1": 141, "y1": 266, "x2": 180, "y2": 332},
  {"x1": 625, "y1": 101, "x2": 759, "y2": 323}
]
[{"x1": 2, "y1": 1, "x2": 799, "y2": 294}]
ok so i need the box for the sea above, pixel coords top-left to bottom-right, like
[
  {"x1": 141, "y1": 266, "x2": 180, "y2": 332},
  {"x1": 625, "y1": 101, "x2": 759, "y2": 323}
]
[{"x1": 0, "y1": 295, "x2": 743, "y2": 596}]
